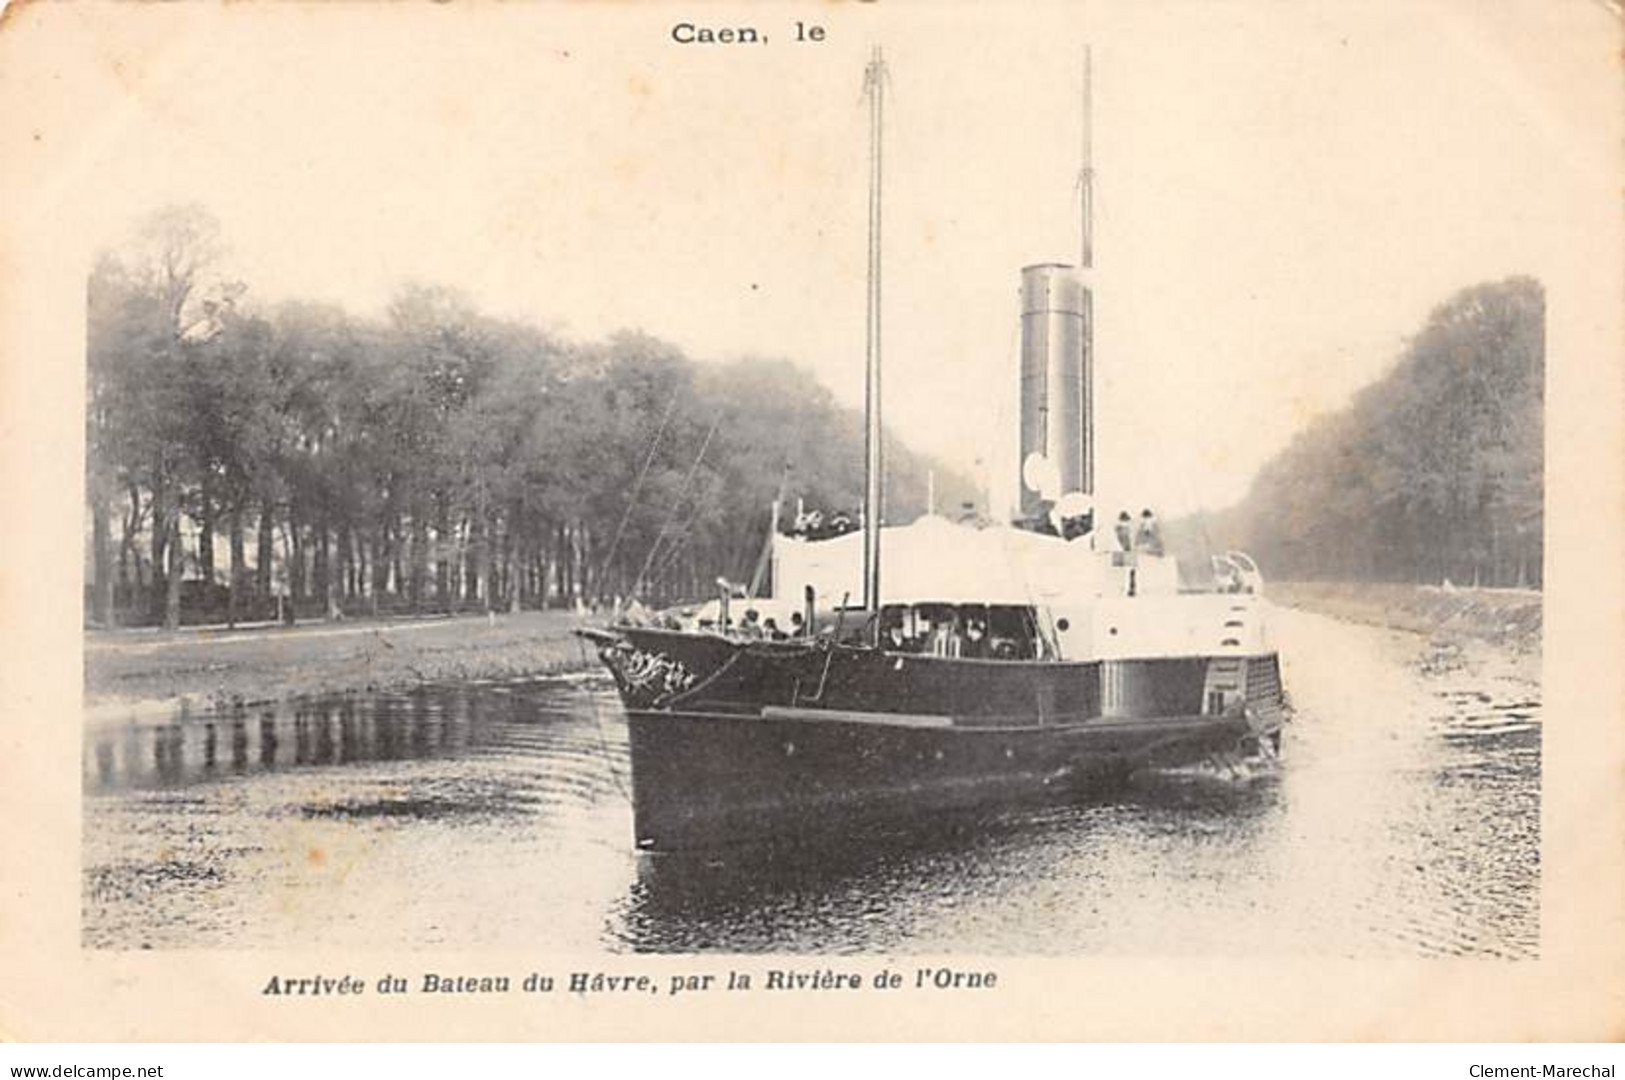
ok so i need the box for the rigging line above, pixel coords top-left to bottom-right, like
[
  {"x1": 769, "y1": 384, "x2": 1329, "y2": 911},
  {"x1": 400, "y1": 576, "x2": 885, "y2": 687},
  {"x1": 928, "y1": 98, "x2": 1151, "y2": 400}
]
[
  {"x1": 639, "y1": 416, "x2": 720, "y2": 584},
  {"x1": 649, "y1": 531, "x2": 694, "y2": 590},
  {"x1": 574, "y1": 637, "x2": 632, "y2": 805},
  {"x1": 650, "y1": 459, "x2": 766, "y2": 593},
  {"x1": 632, "y1": 413, "x2": 722, "y2": 597},
  {"x1": 587, "y1": 694, "x2": 632, "y2": 806},
  {"x1": 598, "y1": 392, "x2": 680, "y2": 580},
  {"x1": 650, "y1": 483, "x2": 717, "y2": 584},
  {"x1": 640, "y1": 506, "x2": 704, "y2": 599}
]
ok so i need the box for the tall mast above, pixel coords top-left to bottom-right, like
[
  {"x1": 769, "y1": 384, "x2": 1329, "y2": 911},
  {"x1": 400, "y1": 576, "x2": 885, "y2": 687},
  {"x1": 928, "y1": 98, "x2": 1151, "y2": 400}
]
[
  {"x1": 1079, "y1": 45, "x2": 1094, "y2": 271},
  {"x1": 1078, "y1": 45, "x2": 1095, "y2": 495},
  {"x1": 862, "y1": 46, "x2": 887, "y2": 613}
]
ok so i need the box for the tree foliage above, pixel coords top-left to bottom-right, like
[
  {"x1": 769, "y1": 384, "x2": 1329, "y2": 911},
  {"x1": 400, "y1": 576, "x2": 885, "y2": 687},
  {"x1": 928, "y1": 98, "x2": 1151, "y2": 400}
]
[
  {"x1": 86, "y1": 207, "x2": 975, "y2": 626},
  {"x1": 1198, "y1": 277, "x2": 1544, "y2": 588}
]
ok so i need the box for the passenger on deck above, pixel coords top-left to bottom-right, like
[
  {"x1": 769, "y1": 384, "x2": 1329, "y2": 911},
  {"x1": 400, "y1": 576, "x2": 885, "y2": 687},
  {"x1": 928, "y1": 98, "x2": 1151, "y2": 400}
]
[
  {"x1": 788, "y1": 611, "x2": 807, "y2": 637},
  {"x1": 961, "y1": 619, "x2": 989, "y2": 659},
  {"x1": 1135, "y1": 509, "x2": 1164, "y2": 556},
  {"x1": 763, "y1": 617, "x2": 787, "y2": 641},
  {"x1": 738, "y1": 609, "x2": 765, "y2": 639},
  {"x1": 1114, "y1": 511, "x2": 1134, "y2": 552}
]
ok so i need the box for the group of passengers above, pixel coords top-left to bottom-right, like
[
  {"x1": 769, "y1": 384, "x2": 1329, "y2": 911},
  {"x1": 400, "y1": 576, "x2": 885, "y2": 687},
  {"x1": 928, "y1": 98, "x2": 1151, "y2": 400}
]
[
  {"x1": 1112, "y1": 509, "x2": 1165, "y2": 556},
  {"x1": 786, "y1": 507, "x2": 858, "y2": 542},
  {"x1": 879, "y1": 604, "x2": 1040, "y2": 661},
  {"x1": 1044, "y1": 504, "x2": 1165, "y2": 556},
  {"x1": 727, "y1": 608, "x2": 806, "y2": 641}
]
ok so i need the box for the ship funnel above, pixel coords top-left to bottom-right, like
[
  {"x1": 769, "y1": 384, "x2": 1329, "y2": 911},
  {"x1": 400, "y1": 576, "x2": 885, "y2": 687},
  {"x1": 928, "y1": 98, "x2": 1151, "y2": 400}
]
[{"x1": 1018, "y1": 263, "x2": 1092, "y2": 526}]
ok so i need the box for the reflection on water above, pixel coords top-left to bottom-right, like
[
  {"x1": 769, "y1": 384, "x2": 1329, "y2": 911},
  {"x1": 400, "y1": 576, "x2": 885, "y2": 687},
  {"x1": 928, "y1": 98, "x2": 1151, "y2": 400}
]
[
  {"x1": 618, "y1": 775, "x2": 1281, "y2": 955},
  {"x1": 86, "y1": 688, "x2": 511, "y2": 793},
  {"x1": 82, "y1": 608, "x2": 1539, "y2": 956}
]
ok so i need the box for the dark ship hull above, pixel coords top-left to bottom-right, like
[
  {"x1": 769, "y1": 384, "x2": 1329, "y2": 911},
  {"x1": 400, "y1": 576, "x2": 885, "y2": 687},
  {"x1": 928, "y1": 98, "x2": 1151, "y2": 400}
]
[
  {"x1": 624, "y1": 706, "x2": 1259, "y2": 852},
  {"x1": 587, "y1": 627, "x2": 1286, "y2": 851}
]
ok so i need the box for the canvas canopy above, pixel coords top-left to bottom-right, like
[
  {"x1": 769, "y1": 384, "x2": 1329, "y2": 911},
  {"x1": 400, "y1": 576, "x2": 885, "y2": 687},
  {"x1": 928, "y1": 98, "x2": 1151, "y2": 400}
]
[{"x1": 770, "y1": 514, "x2": 1128, "y2": 609}]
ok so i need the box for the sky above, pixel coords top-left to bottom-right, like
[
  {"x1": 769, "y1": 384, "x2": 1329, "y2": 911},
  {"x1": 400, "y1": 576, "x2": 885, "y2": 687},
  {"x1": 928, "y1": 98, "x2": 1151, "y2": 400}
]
[{"x1": 57, "y1": 1, "x2": 1620, "y2": 517}]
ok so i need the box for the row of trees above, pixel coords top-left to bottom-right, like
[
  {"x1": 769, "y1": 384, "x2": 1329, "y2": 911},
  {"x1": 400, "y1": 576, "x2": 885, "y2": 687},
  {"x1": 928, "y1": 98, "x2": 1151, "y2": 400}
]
[
  {"x1": 1198, "y1": 276, "x2": 1544, "y2": 587},
  {"x1": 86, "y1": 206, "x2": 973, "y2": 628}
]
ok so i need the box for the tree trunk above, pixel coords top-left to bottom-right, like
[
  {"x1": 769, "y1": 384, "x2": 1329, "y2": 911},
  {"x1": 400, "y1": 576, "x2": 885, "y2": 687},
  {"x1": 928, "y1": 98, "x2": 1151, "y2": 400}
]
[
  {"x1": 116, "y1": 519, "x2": 131, "y2": 618},
  {"x1": 435, "y1": 495, "x2": 451, "y2": 611},
  {"x1": 389, "y1": 518, "x2": 404, "y2": 604},
  {"x1": 150, "y1": 484, "x2": 169, "y2": 625},
  {"x1": 279, "y1": 519, "x2": 297, "y2": 626},
  {"x1": 542, "y1": 528, "x2": 556, "y2": 608},
  {"x1": 164, "y1": 512, "x2": 183, "y2": 630},
  {"x1": 352, "y1": 529, "x2": 365, "y2": 601},
  {"x1": 475, "y1": 514, "x2": 492, "y2": 613},
  {"x1": 461, "y1": 516, "x2": 475, "y2": 605},
  {"x1": 535, "y1": 544, "x2": 547, "y2": 609},
  {"x1": 120, "y1": 484, "x2": 145, "y2": 613},
  {"x1": 372, "y1": 520, "x2": 390, "y2": 614},
  {"x1": 580, "y1": 521, "x2": 594, "y2": 607},
  {"x1": 341, "y1": 525, "x2": 354, "y2": 600},
  {"x1": 312, "y1": 516, "x2": 328, "y2": 607},
  {"x1": 410, "y1": 513, "x2": 428, "y2": 614},
  {"x1": 256, "y1": 497, "x2": 275, "y2": 605},
  {"x1": 289, "y1": 507, "x2": 306, "y2": 608},
  {"x1": 372, "y1": 521, "x2": 388, "y2": 600},
  {"x1": 315, "y1": 517, "x2": 339, "y2": 621},
  {"x1": 351, "y1": 530, "x2": 365, "y2": 602},
  {"x1": 539, "y1": 545, "x2": 549, "y2": 607},
  {"x1": 197, "y1": 486, "x2": 215, "y2": 588},
  {"x1": 228, "y1": 504, "x2": 245, "y2": 628},
  {"x1": 90, "y1": 495, "x2": 113, "y2": 627},
  {"x1": 561, "y1": 522, "x2": 575, "y2": 606},
  {"x1": 505, "y1": 513, "x2": 521, "y2": 614}
]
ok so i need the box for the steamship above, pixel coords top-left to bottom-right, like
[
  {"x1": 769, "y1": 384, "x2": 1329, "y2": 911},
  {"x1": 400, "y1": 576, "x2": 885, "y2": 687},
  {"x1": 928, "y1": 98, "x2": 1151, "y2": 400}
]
[{"x1": 580, "y1": 49, "x2": 1288, "y2": 852}]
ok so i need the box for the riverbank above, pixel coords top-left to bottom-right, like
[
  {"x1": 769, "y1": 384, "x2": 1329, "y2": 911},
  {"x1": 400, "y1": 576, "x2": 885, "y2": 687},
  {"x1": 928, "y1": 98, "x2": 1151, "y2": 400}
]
[
  {"x1": 85, "y1": 610, "x2": 599, "y2": 723},
  {"x1": 1268, "y1": 581, "x2": 1542, "y2": 653}
]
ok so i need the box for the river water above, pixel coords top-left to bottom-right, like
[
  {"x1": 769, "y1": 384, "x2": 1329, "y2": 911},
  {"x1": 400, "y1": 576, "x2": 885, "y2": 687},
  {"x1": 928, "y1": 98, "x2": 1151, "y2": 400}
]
[{"x1": 82, "y1": 607, "x2": 1540, "y2": 956}]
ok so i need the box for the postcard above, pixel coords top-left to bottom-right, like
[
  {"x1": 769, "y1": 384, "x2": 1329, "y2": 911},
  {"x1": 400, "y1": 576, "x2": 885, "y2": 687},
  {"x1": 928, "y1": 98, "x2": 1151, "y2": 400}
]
[{"x1": 0, "y1": 0, "x2": 1620, "y2": 1042}]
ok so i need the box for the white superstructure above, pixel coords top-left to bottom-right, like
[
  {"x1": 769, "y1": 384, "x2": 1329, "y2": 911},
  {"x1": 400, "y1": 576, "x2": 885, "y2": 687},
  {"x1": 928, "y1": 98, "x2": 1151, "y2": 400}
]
[{"x1": 757, "y1": 514, "x2": 1270, "y2": 661}]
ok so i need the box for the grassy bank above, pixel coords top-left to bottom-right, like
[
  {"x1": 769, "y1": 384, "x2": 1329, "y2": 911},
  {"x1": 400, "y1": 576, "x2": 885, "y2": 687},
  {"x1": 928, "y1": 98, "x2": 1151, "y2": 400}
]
[
  {"x1": 85, "y1": 610, "x2": 599, "y2": 721},
  {"x1": 1268, "y1": 581, "x2": 1542, "y2": 652}
]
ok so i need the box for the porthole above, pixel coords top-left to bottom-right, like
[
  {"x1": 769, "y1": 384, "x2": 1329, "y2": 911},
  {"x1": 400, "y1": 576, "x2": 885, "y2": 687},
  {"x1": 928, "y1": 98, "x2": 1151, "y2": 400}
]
[{"x1": 1056, "y1": 617, "x2": 1071, "y2": 632}]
